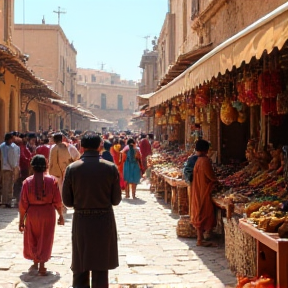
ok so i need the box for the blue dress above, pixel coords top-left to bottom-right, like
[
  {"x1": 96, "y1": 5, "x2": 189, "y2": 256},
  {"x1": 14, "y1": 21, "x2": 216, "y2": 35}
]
[{"x1": 123, "y1": 148, "x2": 141, "y2": 184}]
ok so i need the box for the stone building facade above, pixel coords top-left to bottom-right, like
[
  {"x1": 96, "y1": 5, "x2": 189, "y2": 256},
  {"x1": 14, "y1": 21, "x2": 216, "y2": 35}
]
[
  {"x1": 77, "y1": 68, "x2": 138, "y2": 131},
  {"x1": 158, "y1": 0, "x2": 287, "y2": 85},
  {"x1": 139, "y1": 49, "x2": 158, "y2": 95},
  {"x1": 12, "y1": 23, "x2": 96, "y2": 132},
  {"x1": 13, "y1": 24, "x2": 77, "y2": 105}
]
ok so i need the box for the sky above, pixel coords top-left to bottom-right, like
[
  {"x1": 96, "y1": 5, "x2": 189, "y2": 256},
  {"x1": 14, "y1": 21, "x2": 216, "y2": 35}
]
[{"x1": 14, "y1": 0, "x2": 168, "y2": 82}]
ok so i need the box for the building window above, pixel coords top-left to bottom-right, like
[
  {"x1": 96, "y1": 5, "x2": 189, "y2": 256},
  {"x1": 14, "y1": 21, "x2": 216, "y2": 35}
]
[
  {"x1": 129, "y1": 101, "x2": 134, "y2": 110},
  {"x1": 77, "y1": 94, "x2": 81, "y2": 103},
  {"x1": 78, "y1": 75, "x2": 82, "y2": 81},
  {"x1": 183, "y1": 0, "x2": 187, "y2": 41},
  {"x1": 117, "y1": 95, "x2": 123, "y2": 110},
  {"x1": 91, "y1": 74, "x2": 96, "y2": 82},
  {"x1": 191, "y1": 0, "x2": 199, "y2": 20},
  {"x1": 4, "y1": 0, "x2": 9, "y2": 42},
  {"x1": 101, "y1": 94, "x2": 106, "y2": 110}
]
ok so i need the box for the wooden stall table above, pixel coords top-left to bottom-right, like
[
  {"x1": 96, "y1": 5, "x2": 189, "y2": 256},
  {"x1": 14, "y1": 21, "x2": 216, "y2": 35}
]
[
  {"x1": 239, "y1": 219, "x2": 288, "y2": 288},
  {"x1": 151, "y1": 170, "x2": 165, "y2": 194},
  {"x1": 212, "y1": 198, "x2": 234, "y2": 219},
  {"x1": 212, "y1": 197, "x2": 246, "y2": 219},
  {"x1": 161, "y1": 175, "x2": 189, "y2": 214}
]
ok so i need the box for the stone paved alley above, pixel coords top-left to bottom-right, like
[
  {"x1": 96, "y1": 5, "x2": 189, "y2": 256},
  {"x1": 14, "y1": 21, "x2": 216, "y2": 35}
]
[{"x1": 0, "y1": 182, "x2": 237, "y2": 288}]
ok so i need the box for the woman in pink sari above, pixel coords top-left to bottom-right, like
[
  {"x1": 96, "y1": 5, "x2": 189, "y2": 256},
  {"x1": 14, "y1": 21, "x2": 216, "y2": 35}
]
[{"x1": 19, "y1": 155, "x2": 64, "y2": 275}]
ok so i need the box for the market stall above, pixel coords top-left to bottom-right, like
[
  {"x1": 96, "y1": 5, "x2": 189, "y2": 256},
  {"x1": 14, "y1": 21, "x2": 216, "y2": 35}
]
[
  {"x1": 147, "y1": 5, "x2": 288, "y2": 285},
  {"x1": 148, "y1": 148, "x2": 190, "y2": 214},
  {"x1": 148, "y1": 46, "x2": 288, "y2": 288}
]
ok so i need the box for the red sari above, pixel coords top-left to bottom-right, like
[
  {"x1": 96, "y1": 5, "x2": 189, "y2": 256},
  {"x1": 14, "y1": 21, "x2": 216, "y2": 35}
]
[{"x1": 19, "y1": 174, "x2": 62, "y2": 263}]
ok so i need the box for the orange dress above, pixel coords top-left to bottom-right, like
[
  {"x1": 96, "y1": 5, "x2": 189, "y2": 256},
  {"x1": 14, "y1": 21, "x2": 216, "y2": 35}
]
[
  {"x1": 110, "y1": 145, "x2": 125, "y2": 189},
  {"x1": 190, "y1": 156, "x2": 217, "y2": 231},
  {"x1": 19, "y1": 174, "x2": 62, "y2": 263}
]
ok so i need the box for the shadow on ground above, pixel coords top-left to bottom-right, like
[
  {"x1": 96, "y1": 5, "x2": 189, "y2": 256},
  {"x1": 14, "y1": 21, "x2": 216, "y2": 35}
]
[
  {"x1": 122, "y1": 197, "x2": 147, "y2": 205},
  {"x1": 151, "y1": 189, "x2": 236, "y2": 287},
  {"x1": 0, "y1": 207, "x2": 19, "y2": 230},
  {"x1": 19, "y1": 269, "x2": 60, "y2": 288}
]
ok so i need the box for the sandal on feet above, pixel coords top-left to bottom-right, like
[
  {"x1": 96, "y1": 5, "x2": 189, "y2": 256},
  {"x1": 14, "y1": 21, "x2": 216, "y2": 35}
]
[
  {"x1": 28, "y1": 264, "x2": 38, "y2": 272},
  {"x1": 38, "y1": 268, "x2": 47, "y2": 276}
]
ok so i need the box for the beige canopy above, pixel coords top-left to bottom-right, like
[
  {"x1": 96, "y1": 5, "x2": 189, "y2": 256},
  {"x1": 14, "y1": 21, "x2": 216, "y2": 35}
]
[{"x1": 149, "y1": 2, "x2": 288, "y2": 107}]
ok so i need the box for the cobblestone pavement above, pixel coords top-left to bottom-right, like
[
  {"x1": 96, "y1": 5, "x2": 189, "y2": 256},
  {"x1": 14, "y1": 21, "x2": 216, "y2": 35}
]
[{"x1": 0, "y1": 182, "x2": 237, "y2": 288}]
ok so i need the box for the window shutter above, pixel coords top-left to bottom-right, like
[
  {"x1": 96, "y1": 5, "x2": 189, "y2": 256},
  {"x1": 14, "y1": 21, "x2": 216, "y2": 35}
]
[{"x1": 191, "y1": 0, "x2": 199, "y2": 20}]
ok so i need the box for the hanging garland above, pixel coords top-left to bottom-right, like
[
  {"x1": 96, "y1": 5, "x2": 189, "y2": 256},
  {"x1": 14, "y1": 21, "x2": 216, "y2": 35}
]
[{"x1": 220, "y1": 98, "x2": 238, "y2": 125}]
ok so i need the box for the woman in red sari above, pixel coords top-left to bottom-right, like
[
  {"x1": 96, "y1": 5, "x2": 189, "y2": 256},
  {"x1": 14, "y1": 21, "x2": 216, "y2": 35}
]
[{"x1": 19, "y1": 155, "x2": 64, "y2": 275}]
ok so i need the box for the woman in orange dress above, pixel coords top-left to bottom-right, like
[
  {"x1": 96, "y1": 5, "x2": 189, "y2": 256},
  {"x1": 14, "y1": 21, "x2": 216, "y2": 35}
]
[
  {"x1": 110, "y1": 138, "x2": 126, "y2": 190},
  {"x1": 19, "y1": 155, "x2": 64, "y2": 275},
  {"x1": 189, "y1": 139, "x2": 218, "y2": 247}
]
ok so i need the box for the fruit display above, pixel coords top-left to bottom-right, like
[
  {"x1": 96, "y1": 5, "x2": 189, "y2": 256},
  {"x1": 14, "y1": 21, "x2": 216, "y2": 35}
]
[
  {"x1": 150, "y1": 138, "x2": 288, "y2": 228},
  {"x1": 236, "y1": 275, "x2": 275, "y2": 288},
  {"x1": 245, "y1": 201, "x2": 288, "y2": 233},
  {"x1": 148, "y1": 148, "x2": 191, "y2": 179}
]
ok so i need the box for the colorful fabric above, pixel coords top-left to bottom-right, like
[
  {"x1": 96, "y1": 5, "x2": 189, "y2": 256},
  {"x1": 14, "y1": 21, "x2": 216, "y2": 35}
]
[
  {"x1": 35, "y1": 145, "x2": 51, "y2": 162},
  {"x1": 123, "y1": 147, "x2": 141, "y2": 184},
  {"x1": 111, "y1": 147, "x2": 125, "y2": 189},
  {"x1": 19, "y1": 174, "x2": 62, "y2": 263},
  {"x1": 139, "y1": 138, "x2": 152, "y2": 171},
  {"x1": 19, "y1": 143, "x2": 32, "y2": 177}
]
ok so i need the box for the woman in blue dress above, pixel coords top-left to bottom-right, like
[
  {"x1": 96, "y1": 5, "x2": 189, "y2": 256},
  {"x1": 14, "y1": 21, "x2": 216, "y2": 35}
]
[{"x1": 122, "y1": 138, "x2": 142, "y2": 199}]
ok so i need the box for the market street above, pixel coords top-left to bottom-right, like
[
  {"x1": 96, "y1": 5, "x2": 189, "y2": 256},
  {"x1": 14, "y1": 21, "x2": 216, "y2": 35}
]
[{"x1": 0, "y1": 182, "x2": 236, "y2": 288}]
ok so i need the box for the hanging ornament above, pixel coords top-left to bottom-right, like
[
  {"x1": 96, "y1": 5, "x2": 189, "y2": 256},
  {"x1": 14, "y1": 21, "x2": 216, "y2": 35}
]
[
  {"x1": 220, "y1": 99, "x2": 238, "y2": 125},
  {"x1": 200, "y1": 108, "x2": 204, "y2": 123},
  {"x1": 261, "y1": 98, "x2": 277, "y2": 115},
  {"x1": 277, "y1": 90, "x2": 288, "y2": 114},
  {"x1": 195, "y1": 107, "x2": 201, "y2": 124},
  {"x1": 195, "y1": 84, "x2": 209, "y2": 108},
  {"x1": 258, "y1": 69, "x2": 283, "y2": 98},
  {"x1": 206, "y1": 105, "x2": 211, "y2": 124},
  {"x1": 237, "y1": 103, "x2": 247, "y2": 123}
]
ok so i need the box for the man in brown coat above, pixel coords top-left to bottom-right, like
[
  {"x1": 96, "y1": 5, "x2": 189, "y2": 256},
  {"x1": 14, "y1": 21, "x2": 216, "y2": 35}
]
[{"x1": 62, "y1": 134, "x2": 122, "y2": 288}]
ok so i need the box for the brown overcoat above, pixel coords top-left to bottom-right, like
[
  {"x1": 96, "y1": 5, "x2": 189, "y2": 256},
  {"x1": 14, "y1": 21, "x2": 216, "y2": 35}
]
[{"x1": 62, "y1": 150, "x2": 122, "y2": 272}]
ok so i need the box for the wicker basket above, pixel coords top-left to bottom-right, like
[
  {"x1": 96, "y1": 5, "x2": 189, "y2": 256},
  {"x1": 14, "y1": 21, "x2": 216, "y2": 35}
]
[
  {"x1": 178, "y1": 187, "x2": 189, "y2": 215},
  {"x1": 223, "y1": 216, "x2": 256, "y2": 277},
  {"x1": 176, "y1": 215, "x2": 197, "y2": 238}
]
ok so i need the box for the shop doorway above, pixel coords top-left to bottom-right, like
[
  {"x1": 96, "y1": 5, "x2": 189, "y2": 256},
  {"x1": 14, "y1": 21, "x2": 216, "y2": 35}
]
[
  {"x1": 221, "y1": 120, "x2": 250, "y2": 164},
  {"x1": 9, "y1": 90, "x2": 16, "y2": 132},
  {"x1": 270, "y1": 115, "x2": 288, "y2": 148},
  {"x1": 28, "y1": 110, "x2": 36, "y2": 132}
]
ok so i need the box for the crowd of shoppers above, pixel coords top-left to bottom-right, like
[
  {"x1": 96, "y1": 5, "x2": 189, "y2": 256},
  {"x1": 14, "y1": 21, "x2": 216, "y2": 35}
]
[
  {"x1": 0, "y1": 128, "x2": 153, "y2": 286},
  {"x1": 0, "y1": 128, "x2": 220, "y2": 286}
]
